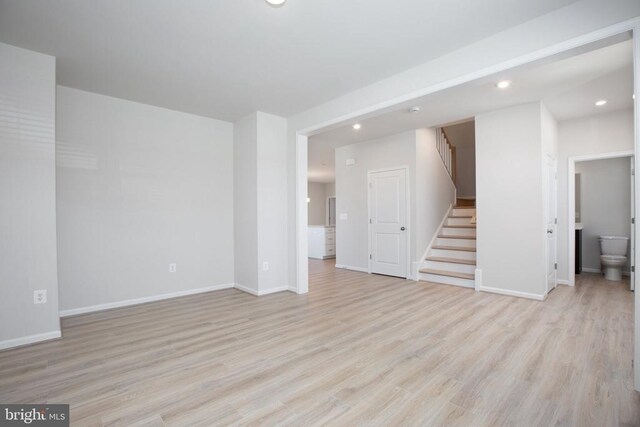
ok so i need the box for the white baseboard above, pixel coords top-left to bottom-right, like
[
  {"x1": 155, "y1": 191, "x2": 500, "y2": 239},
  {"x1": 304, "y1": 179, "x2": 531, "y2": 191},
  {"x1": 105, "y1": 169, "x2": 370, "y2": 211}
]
[
  {"x1": 60, "y1": 283, "x2": 235, "y2": 317},
  {"x1": 234, "y1": 283, "x2": 260, "y2": 296},
  {"x1": 335, "y1": 264, "x2": 369, "y2": 273},
  {"x1": 0, "y1": 330, "x2": 61, "y2": 351},
  {"x1": 474, "y1": 268, "x2": 482, "y2": 291},
  {"x1": 478, "y1": 285, "x2": 546, "y2": 301},
  {"x1": 557, "y1": 279, "x2": 570, "y2": 286},
  {"x1": 235, "y1": 284, "x2": 293, "y2": 296},
  {"x1": 258, "y1": 286, "x2": 291, "y2": 296}
]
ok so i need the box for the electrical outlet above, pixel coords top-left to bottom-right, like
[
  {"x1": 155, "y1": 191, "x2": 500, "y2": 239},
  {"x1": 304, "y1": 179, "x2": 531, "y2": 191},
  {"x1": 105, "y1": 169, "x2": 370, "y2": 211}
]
[
  {"x1": 263, "y1": 262, "x2": 269, "y2": 271},
  {"x1": 169, "y1": 263, "x2": 177, "y2": 273},
  {"x1": 33, "y1": 290, "x2": 47, "y2": 304}
]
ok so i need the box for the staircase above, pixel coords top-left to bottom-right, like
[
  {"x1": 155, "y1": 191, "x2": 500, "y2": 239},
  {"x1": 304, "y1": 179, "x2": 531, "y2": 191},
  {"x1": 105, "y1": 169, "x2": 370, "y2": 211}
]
[
  {"x1": 418, "y1": 128, "x2": 476, "y2": 288},
  {"x1": 418, "y1": 205, "x2": 477, "y2": 289}
]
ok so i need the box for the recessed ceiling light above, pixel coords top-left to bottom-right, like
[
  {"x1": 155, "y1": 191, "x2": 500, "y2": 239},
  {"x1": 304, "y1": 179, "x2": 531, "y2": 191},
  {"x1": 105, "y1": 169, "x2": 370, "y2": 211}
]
[
  {"x1": 352, "y1": 123, "x2": 362, "y2": 130},
  {"x1": 496, "y1": 80, "x2": 511, "y2": 89},
  {"x1": 409, "y1": 106, "x2": 421, "y2": 113},
  {"x1": 265, "y1": 0, "x2": 286, "y2": 5},
  {"x1": 595, "y1": 100, "x2": 607, "y2": 106}
]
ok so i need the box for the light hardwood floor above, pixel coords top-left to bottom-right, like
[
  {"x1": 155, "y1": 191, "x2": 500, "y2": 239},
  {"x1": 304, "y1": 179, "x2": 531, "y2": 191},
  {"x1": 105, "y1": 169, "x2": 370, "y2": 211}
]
[{"x1": 1, "y1": 260, "x2": 639, "y2": 426}]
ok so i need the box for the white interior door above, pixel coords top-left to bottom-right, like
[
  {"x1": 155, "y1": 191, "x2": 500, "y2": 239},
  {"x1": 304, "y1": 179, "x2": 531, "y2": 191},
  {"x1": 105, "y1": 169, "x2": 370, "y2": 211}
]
[
  {"x1": 631, "y1": 157, "x2": 635, "y2": 291},
  {"x1": 369, "y1": 168, "x2": 408, "y2": 278},
  {"x1": 546, "y1": 156, "x2": 558, "y2": 294}
]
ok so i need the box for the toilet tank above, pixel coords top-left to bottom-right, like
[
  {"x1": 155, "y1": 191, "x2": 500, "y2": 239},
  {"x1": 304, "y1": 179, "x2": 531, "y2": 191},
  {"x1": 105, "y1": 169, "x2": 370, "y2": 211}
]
[{"x1": 599, "y1": 236, "x2": 629, "y2": 256}]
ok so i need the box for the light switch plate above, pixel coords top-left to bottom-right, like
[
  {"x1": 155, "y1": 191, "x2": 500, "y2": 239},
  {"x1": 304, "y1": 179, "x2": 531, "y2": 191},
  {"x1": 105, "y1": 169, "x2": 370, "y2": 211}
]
[{"x1": 339, "y1": 213, "x2": 348, "y2": 220}]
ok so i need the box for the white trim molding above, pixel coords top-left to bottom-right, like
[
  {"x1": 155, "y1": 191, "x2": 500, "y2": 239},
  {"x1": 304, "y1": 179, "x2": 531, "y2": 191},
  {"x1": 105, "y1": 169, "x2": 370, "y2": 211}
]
[
  {"x1": 474, "y1": 268, "x2": 482, "y2": 292},
  {"x1": 234, "y1": 284, "x2": 294, "y2": 296},
  {"x1": 60, "y1": 283, "x2": 235, "y2": 317},
  {"x1": 335, "y1": 264, "x2": 370, "y2": 274},
  {"x1": 234, "y1": 283, "x2": 260, "y2": 296},
  {"x1": 0, "y1": 330, "x2": 61, "y2": 351},
  {"x1": 478, "y1": 285, "x2": 546, "y2": 301},
  {"x1": 257, "y1": 286, "x2": 292, "y2": 296},
  {"x1": 557, "y1": 279, "x2": 570, "y2": 286}
]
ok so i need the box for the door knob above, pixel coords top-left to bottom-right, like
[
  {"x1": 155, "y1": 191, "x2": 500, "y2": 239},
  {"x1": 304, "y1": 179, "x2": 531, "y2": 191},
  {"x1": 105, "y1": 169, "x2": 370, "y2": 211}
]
[
  {"x1": 401, "y1": 227, "x2": 406, "y2": 231},
  {"x1": 547, "y1": 229, "x2": 553, "y2": 234}
]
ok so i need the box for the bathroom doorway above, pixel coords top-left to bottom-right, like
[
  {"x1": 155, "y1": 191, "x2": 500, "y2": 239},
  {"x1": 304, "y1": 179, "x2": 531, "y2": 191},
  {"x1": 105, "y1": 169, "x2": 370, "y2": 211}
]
[{"x1": 568, "y1": 152, "x2": 635, "y2": 290}]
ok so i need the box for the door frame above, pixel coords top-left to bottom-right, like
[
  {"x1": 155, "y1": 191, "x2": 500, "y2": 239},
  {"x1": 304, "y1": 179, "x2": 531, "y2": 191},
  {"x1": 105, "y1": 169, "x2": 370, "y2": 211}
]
[
  {"x1": 545, "y1": 155, "x2": 558, "y2": 295},
  {"x1": 631, "y1": 157, "x2": 635, "y2": 291},
  {"x1": 567, "y1": 150, "x2": 635, "y2": 287},
  {"x1": 367, "y1": 166, "x2": 411, "y2": 278}
]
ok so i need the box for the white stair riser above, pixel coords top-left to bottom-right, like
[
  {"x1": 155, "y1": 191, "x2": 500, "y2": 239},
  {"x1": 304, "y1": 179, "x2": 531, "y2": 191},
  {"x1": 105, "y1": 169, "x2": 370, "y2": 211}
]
[
  {"x1": 446, "y1": 217, "x2": 473, "y2": 226},
  {"x1": 453, "y1": 208, "x2": 476, "y2": 217},
  {"x1": 430, "y1": 248, "x2": 476, "y2": 261},
  {"x1": 419, "y1": 273, "x2": 475, "y2": 288},
  {"x1": 423, "y1": 260, "x2": 476, "y2": 274},
  {"x1": 440, "y1": 227, "x2": 476, "y2": 237},
  {"x1": 435, "y1": 237, "x2": 476, "y2": 248}
]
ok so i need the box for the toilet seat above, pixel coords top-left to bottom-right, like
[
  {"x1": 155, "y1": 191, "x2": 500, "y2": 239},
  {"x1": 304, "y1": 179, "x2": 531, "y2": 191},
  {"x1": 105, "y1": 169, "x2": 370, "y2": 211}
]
[{"x1": 600, "y1": 255, "x2": 627, "y2": 265}]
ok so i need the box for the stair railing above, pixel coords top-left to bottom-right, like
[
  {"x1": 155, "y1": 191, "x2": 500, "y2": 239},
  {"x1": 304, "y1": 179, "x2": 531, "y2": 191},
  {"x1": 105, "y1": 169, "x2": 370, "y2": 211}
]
[{"x1": 436, "y1": 127, "x2": 456, "y2": 184}]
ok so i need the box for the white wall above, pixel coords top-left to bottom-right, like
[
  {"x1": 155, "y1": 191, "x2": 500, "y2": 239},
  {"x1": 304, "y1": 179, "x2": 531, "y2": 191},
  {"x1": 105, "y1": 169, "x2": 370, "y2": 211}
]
[
  {"x1": 234, "y1": 111, "x2": 289, "y2": 294},
  {"x1": 557, "y1": 110, "x2": 634, "y2": 282},
  {"x1": 325, "y1": 182, "x2": 336, "y2": 198},
  {"x1": 0, "y1": 43, "x2": 60, "y2": 348},
  {"x1": 335, "y1": 131, "x2": 416, "y2": 270},
  {"x1": 308, "y1": 182, "x2": 326, "y2": 225},
  {"x1": 575, "y1": 158, "x2": 631, "y2": 272},
  {"x1": 234, "y1": 113, "x2": 259, "y2": 293},
  {"x1": 307, "y1": 181, "x2": 335, "y2": 225},
  {"x1": 415, "y1": 128, "x2": 457, "y2": 259},
  {"x1": 476, "y1": 102, "x2": 547, "y2": 298},
  {"x1": 443, "y1": 121, "x2": 475, "y2": 198},
  {"x1": 56, "y1": 86, "x2": 235, "y2": 313},
  {"x1": 256, "y1": 112, "x2": 289, "y2": 293},
  {"x1": 335, "y1": 129, "x2": 455, "y2": 273}
]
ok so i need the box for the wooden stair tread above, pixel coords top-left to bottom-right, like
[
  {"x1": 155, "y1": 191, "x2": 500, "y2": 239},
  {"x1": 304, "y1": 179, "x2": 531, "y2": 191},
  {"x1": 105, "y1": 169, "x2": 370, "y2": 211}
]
[
  {"x1": 425, "y1": 256, "x2": 476, "y2": 265},
  {"x1": 449, "y1": 215, "x2": 473, "y2": 219},
  {"x1": 453, "y1": 206, "x2": 476, "y2": 209},
  {"x1": 432, "y1": 245, "x2": 476, "y2": 252},
  {"x1": 437, "y1": 235, "x2": 476, "y2": 240},
  {"x1": 419, "y1": 268, "x2": 475, "y2": 280},
  {"x1": 443, "y1": 225, "x2": 476, "y2": 229}
]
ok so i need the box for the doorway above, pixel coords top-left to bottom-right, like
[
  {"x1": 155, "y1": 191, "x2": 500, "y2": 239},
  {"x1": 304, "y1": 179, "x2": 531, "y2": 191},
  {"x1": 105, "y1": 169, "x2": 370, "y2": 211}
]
[
  {"x1": 368, "y1": 167, "x2": 410, "y2": 278},
  {"x1": 568, "y1": 152, "x2": 635, "y2": 290}
]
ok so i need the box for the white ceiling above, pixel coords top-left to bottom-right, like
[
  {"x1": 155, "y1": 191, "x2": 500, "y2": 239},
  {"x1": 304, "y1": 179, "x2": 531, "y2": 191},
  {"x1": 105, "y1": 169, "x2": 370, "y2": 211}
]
[
  {"x1": 308, "y1": 39, "x2": 634, "y2": 183},
  {"x1": 0, "y1": 0, "x2": 579, "y2": 122}
]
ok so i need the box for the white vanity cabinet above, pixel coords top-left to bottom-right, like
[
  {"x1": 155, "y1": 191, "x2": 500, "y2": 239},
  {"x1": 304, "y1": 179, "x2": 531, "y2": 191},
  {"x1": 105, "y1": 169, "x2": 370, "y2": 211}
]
[{"x1": 308, "y1": 226, "x2": 336, "y2": 259}]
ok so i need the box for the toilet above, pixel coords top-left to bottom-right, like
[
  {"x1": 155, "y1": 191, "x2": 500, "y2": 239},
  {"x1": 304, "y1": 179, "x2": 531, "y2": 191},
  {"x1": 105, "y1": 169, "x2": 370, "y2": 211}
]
[{"x1": 599, "y1": 236, "x2": 629, "y2": 281}]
